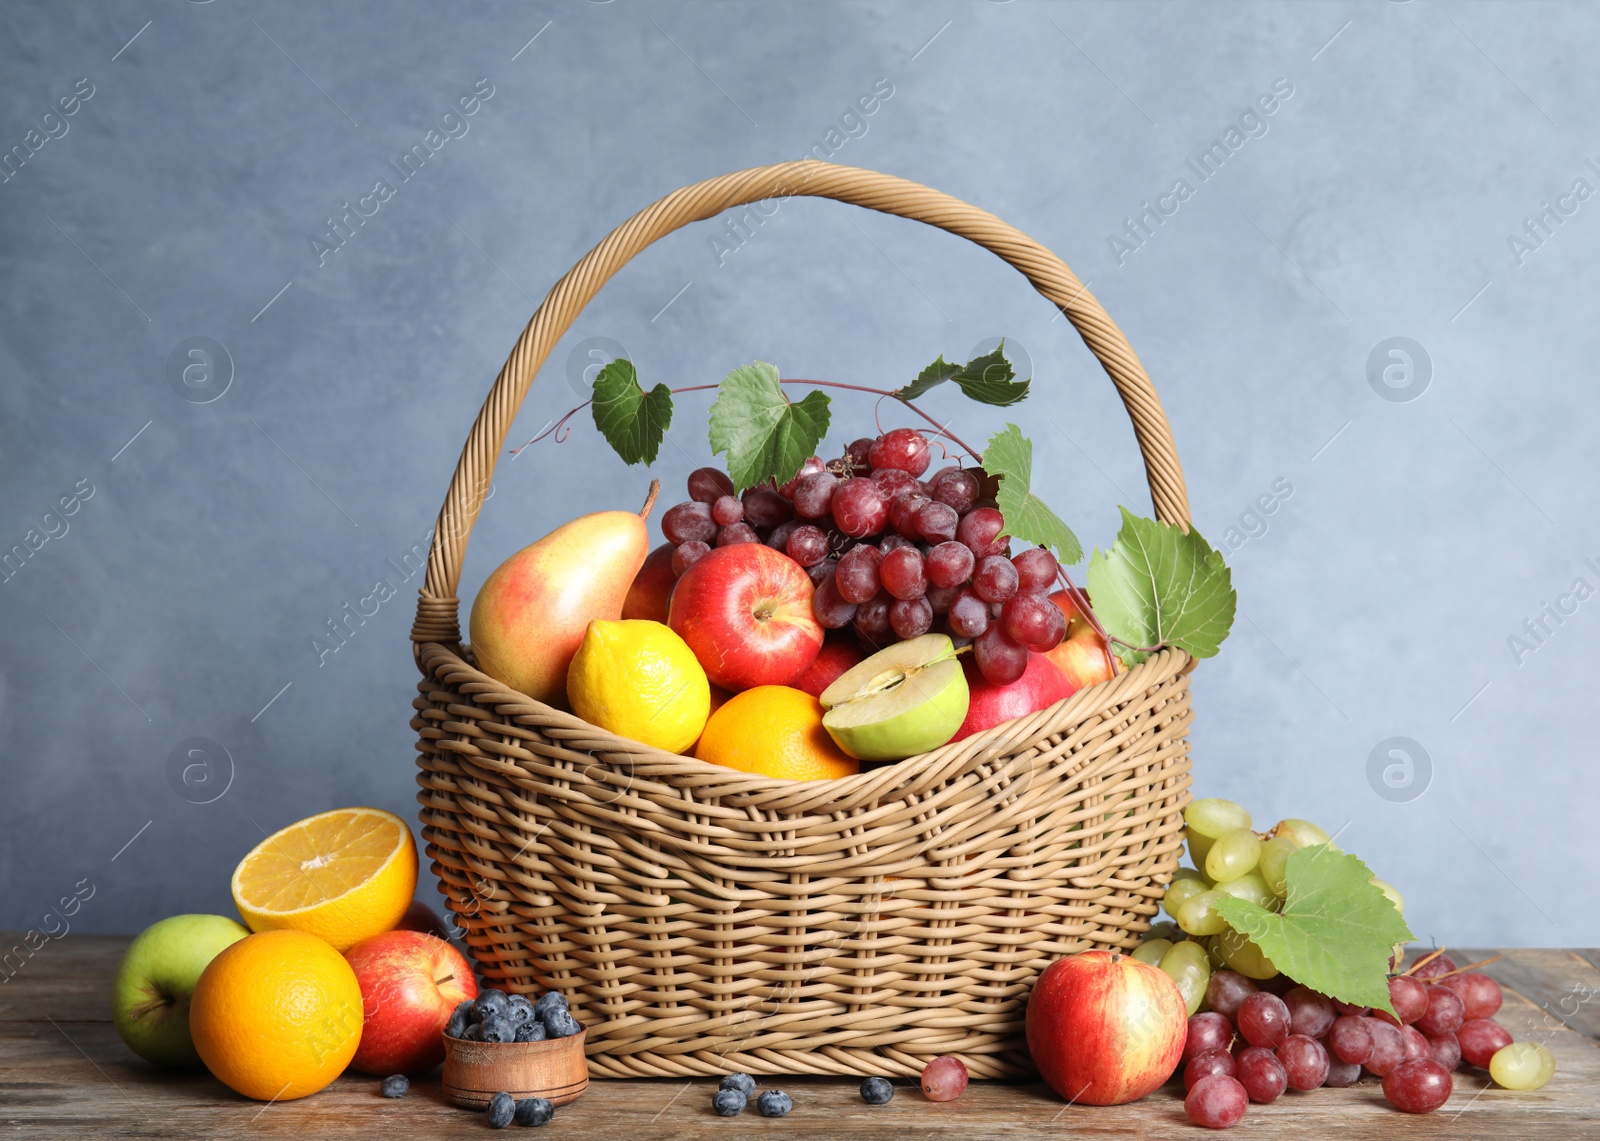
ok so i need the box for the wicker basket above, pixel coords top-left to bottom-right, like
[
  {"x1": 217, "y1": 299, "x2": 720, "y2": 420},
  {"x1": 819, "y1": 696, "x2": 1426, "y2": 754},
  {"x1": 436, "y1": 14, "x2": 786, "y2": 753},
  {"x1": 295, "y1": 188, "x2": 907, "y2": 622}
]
[{"x1": 411, "y1": 162, "x2": 1195, "y2": 1080}]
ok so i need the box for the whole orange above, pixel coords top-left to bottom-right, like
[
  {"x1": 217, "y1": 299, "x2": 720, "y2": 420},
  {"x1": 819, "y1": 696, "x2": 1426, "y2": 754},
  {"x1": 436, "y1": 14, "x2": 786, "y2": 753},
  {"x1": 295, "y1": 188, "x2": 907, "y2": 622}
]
[
  {"x1": 190, "y1": 930, "x2": 363, "y2": 1101},
  {"x1": 695, "y1": 685, "x2": 858, "y2": 781}
]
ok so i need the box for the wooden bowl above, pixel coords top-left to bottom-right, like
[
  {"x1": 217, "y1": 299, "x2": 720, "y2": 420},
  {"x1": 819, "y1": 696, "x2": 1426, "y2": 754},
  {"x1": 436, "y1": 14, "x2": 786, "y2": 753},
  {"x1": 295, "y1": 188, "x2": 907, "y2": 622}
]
[{"x1": 440, "y1": 1028, "x2": 588, "y2": 1109}]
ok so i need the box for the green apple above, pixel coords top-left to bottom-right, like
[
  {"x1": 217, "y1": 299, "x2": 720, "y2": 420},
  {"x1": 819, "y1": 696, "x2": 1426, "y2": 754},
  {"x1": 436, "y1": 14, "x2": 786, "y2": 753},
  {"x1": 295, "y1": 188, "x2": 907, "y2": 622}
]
[
  {"x1": 112, "y1": 914, "x2": 249, "y2": 1066},
  {"x1": 819, "y1": 634, "x2": 969, "y2": 760}
]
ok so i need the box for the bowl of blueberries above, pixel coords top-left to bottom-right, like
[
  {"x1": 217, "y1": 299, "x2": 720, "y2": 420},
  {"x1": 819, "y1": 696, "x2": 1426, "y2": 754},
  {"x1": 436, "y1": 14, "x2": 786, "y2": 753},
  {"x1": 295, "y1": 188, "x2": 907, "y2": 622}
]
[{"x1": 440, "y1": 986, "x2": 588, "y2": 1112}]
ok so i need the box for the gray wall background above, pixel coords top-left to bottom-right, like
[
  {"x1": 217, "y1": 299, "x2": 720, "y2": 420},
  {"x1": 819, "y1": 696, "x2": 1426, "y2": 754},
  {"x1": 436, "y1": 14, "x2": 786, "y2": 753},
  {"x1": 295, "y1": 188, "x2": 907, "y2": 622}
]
[{"x1": 3, "y1": 0, "x2": 1596, "y2": 948}]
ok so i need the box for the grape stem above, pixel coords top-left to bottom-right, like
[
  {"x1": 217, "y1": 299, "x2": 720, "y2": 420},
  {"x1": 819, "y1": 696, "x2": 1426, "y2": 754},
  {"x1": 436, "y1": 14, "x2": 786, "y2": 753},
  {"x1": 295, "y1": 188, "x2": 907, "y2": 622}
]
[
  {"x1": 510, "y1": 378, "x2": 984, "y2": 462},
  {"x1": 1420, "y1": 955, "x2": 1503, "y2": 983}
]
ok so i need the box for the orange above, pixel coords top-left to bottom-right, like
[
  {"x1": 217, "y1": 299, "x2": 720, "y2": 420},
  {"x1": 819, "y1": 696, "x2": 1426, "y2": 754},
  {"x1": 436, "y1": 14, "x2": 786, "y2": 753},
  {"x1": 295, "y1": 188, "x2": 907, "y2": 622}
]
[
  {"x1": 695, "y1": 685, "x2": 858, "y2": 781},
  {"x1": 190, "y1": 930, "x2": 362, "y2": 1101},
  {"x1": 231, "y1": 807, "x2": 416, "y2": 952}
]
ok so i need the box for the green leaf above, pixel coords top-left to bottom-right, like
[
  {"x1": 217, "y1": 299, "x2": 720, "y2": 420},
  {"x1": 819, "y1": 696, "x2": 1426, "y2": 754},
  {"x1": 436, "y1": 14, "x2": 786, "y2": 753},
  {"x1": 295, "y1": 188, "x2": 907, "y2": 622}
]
[
  {"x1": 590, "y1": 359, "x2": 673, "y2": 466},
  {"x1": 708, "y1": 361, "x2": 832, "y2": 491},
  {"x1": 1214, "y1": 846, "x2": 1415, "y2": 1016},
  {"x1": 1085, "y1": 508, "x2": 1236, "y2": 666},
  {"x1": 982, "y1": 424, "x2": 1082, "y2": 564},
  {"x1": 896, "y1": 344, "x2": 1031, "y2": 406}
]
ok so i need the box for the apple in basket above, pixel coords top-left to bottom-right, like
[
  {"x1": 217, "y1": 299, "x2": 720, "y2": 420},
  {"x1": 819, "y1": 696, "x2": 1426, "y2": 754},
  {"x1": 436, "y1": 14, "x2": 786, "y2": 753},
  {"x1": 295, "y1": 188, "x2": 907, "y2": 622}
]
[
  {"x1": 668, "y1": 543, "x2": 824, "y2": 692},
  {"x1": 1044, "y1": 589, "x2": 1117, "y2": 692},
  {"x1": 1026, "y1": 949, "x2": 1188, "y2": 1105},
  {"x1": 951, "y1": 652, "x2": 1073, "y2": 742}
]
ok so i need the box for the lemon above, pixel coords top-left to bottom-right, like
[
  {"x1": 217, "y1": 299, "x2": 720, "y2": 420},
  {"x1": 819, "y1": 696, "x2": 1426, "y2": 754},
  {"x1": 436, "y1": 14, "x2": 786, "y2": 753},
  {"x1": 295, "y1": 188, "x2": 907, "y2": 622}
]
[{"x1": 567, "y1": 619, "x2": 710, "y2": 753}]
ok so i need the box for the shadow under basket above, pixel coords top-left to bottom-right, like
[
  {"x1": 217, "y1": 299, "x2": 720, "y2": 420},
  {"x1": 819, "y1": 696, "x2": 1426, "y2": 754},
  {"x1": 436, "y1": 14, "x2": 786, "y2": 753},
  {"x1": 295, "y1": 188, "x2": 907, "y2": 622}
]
[{"x1": 410, "y1": 162, "x2": 1198, "y2": 1080}]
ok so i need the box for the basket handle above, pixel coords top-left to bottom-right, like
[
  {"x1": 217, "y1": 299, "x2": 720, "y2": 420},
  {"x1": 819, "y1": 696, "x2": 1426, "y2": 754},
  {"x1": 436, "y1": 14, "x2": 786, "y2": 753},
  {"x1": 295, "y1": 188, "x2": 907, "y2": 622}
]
[{"x1": 411, "y1": 161, "x2": 1190, "y2": 650}]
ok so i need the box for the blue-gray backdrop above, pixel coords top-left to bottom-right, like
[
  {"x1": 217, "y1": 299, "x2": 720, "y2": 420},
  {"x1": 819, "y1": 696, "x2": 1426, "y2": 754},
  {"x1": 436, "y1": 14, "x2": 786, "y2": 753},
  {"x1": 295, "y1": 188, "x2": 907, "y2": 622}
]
[{"x1": 3, "y1": 0, "x2": 1595, "y2": 948}]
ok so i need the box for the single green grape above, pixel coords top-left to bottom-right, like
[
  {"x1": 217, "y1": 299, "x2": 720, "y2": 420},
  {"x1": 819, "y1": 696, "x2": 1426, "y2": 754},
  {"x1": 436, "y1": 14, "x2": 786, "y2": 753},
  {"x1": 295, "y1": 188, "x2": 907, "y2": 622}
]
[
  {"x1": 1274, "y1": 818, "x2": 1332, "y2": 848},
  {"x1": 1259, "y1": 835, "x2": 1297, "y2": 897},
  {"x1": 1202, "y1": 934, "x2": 1226, "y2": 972},
  {"x1": 1214, "y1": 871, "x2": 1276, "y2": 909},
  {"x1": 1164, "y1": 877, "x2": 1209, "y2": 917},
  {"x1": 1131, "y1": 938, "x2": 1173, "y2": 966},
  {"x1": 1158, "y1": 939, "x2": 1211, "y2": 1015},
  {"x1": 1172, "y1": 866, "x2": 1209, "y2": 885},
  {"x1": 1186, "y1": 827, "x2": 1217, "y2": 869},
  {"x1": 1175, "y1": 889, "x2": 1229, "y2": 937},
  {"x1": 1214, "y1": 927, "x2": 1280, "y2": 980},
  {"x1": 1205, "y1": 828, "x2": 1263, "y2": 883},
  {"x1": 1490, "y1": 1042, "x2": 1556, "y2": 1091},
  {"x1": 1371, "y1": 878, "x2": 1404, "y2": 915},
  {"x1": 1185, "y1": 798, "x2": 1252, "y2": 839}
]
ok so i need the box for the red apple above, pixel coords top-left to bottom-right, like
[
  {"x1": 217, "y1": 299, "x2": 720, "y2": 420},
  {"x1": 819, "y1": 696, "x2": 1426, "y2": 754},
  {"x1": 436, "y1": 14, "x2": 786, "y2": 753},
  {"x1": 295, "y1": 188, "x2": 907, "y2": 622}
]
[
  {"x1": 952, "y1": 652, "x2": 1073, "y2": 741},
  {"x1": 791, "y1": 638, "x2": 864, "y2": 697},
  {"x1": 1044, "y1": 589, "x2": 1117, "y2": 691},
  {"x1": 1027, "y1": 949, "x2": 1187, "y2": 1105},
  {"x1": 668, "y1": 544, "x2": 823, "y2": 691},
  {"x1": 395, "y1": 900, "x2": 452, "y2": 941},
  {"x1": 345, "y1": 929, "x2": 478, "y2": 1075},
  {"x1": 622, "y1": 542, "x2": 677, "y2": 624}
]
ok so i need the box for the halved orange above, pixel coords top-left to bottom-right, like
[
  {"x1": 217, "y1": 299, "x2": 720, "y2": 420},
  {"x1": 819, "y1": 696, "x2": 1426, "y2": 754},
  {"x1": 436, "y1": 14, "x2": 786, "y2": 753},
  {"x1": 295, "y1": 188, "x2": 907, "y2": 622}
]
[{"x1": 231, "y1": 807, "x2": 417, "y2": 952}]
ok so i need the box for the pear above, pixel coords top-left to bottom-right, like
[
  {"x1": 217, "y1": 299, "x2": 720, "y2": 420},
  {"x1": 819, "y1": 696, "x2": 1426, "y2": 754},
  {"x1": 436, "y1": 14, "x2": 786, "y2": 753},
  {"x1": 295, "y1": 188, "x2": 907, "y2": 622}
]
[
  {"x1": 819, "y1": 634, "x2": 969, "y2": 761},
  {"x1": 469, "y1": 483, "x2": 658, "y2": 705}
]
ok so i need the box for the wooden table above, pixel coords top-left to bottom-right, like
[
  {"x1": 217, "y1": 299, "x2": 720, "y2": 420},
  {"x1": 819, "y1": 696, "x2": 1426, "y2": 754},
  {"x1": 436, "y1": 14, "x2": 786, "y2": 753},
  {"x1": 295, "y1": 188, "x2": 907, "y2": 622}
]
[{"x1": 3, "y1": 935, "x2": 1596, "y2": 1138}]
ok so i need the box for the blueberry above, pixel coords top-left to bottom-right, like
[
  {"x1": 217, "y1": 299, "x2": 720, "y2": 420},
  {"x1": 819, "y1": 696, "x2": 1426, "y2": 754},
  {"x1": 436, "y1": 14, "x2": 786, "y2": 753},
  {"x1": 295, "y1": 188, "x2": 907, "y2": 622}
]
[
  {"x1": 474, "y1": 989, "x2": 510, "y2": 1022},
  {"x1": 541, "y1": 1008, "x2": 582, "y2": 1039},
  {"x1": 860, "y1": 1076, "x2": 893, "y2": 1104},
  {"x1": 461, "y1": 1022, "x2": 483, "y2": 1041},
  {"x1": 380, "y1": 1074, "x2": 409, "y2": 1098},
  {"x1": 712, "y1": 1089, "x2": 747, "y2": 1116},
  {"x1": 514, "y1": 1097, "x2": 555, "y2": 1127},
  {"x1": 507, "y1": 994, "x2": 536, "y2": 1025},
  {"x1": 445, "y1": 1005, "x2": 472, "y2": 1040},
  {"x1": 486, "y1": 1091, "x2": 516, "y2": 1129},
  {"x1": 533, "y1": 991, "x2": 569, "y2": 1023},
  {"x1": 719, "y1": 1073, "x2": 757, "y2": 1099},
  {"x1": 757, "y1": 1090, "x2": 793, "y2": 1118},
  {"x1": 480, "y1": 1014, "x2": 517, "y2": 1043},
  {"x1": 514, "y1": 1019, "x2": 548, "y2": 1043}
]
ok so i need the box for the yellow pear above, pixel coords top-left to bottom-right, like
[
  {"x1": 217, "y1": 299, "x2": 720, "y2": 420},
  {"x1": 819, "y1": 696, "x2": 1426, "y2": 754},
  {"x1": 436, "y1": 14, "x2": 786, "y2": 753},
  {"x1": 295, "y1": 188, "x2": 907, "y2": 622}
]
[{"x1": 469, "y1": 483, "x2": 658, "y2": 705}]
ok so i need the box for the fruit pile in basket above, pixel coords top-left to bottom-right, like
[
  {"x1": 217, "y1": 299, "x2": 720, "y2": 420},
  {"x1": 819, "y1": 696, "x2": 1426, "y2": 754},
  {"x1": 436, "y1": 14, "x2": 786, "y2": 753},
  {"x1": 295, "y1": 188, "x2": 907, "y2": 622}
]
[{"x1": 478, "y1": 348, "x2": 1238, "y2": 775}]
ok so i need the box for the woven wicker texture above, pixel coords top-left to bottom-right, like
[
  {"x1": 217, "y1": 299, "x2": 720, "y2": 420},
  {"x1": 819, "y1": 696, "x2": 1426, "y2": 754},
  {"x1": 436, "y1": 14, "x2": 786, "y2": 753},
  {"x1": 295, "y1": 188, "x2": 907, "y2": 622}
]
[{"x1": 411, "y1": 162, "x2": 1195, "y2": 1078}]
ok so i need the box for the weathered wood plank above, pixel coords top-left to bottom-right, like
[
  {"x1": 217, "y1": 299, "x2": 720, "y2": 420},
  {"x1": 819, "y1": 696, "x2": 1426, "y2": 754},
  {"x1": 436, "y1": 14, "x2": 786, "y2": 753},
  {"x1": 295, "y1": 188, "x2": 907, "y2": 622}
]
[{"x1": 1, "y1": 936, "x2": 1596, "y2": 1139}]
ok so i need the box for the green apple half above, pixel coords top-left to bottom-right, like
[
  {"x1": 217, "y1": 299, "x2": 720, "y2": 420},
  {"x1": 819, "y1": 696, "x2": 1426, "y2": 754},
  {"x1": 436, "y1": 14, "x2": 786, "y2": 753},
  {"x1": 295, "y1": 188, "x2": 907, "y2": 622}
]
[
  {"x1": 819, "y1": 634, "x2": 970, "y2": 761},
  {"x1": 112, "y1": 914, "x2": 249, "y2": 1066}
]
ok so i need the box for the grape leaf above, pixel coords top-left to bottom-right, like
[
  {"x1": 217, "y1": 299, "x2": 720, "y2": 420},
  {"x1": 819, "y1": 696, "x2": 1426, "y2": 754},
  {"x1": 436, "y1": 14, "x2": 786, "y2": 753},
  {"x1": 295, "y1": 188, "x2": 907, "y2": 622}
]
[
  {"x1": 590, "y1": 359, "x2": 673, "y2": 465},
  {"x1": 708, "y1": 361, "x2": 832, "y2": 491},
  {"x1": 896, "y1": 344, "x2": 1030, "y2": 406},
  {"x1": 1214, "y1": 846, "x2": 1414, "y2": 1016},
  {"x1": 1085, "y1": 508, "x2": 1236, "y2": 666},
  {"x1": 982, "y1": 424, "x2": 1083, "y2": 564}
]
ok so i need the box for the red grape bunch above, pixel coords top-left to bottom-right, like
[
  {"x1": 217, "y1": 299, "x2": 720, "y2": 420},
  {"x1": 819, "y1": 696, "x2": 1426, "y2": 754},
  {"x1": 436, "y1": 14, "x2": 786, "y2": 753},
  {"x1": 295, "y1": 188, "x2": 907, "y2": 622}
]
[{"x1": 655, "y1": 427, "x2": 1071, "y2": 684}]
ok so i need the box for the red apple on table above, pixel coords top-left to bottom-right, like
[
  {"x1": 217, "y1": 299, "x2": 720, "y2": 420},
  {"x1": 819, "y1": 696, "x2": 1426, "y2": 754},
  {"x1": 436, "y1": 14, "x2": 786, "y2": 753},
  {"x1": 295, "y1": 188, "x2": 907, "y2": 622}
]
[
  {"x1": 1026, "y1": 949, "x2": 1187, "y2": 1105},
  {"x1": 1044, "y1": 589, "x2": 1117, "y2": 691},
  {"x1": 791, "y1": 638, "x2": 864, "y2": 697},
  {"x1": 345, "y1": 929, "x2": 478, "y2": 1075},
  {"x1": 622, "y1": 542, "x2": 678, "y2": 624},
  {"x1": 668, "y1": 544, "x2": 823, "y2": 691},
  {"x1": 952, "y1": 652, "x2": 1073, "y2": 741}
]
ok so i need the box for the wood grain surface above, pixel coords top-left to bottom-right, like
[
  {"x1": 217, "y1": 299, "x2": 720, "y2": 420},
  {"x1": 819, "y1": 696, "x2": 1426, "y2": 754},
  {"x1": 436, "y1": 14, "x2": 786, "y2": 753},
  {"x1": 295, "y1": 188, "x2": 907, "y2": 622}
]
[{"x1": 2, "y1": 935, "x2": 1595, "y2": 1138}]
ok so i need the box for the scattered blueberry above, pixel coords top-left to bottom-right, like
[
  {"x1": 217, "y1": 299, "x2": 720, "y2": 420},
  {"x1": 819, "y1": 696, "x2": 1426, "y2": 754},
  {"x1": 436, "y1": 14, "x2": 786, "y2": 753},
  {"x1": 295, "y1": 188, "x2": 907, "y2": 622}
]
[
  {"x1": 486, "y1": 1091, "x2": 516, "y2": 1129},
  {"x1": 542, "y1": 1008, "x2": 582, "y2": 1039},
  {"x1": 461, "y1": 1022, "x2": 483, "y2": 1041},
  {"x1": 514, "y1": 1097, "x2": 555, "y2": 1127},
  {"x1": 507, "y1": 994, "x2": 536, "y2": 1025},
  {"x1": 757, "y1": 1090, "x2": 793, "y2": 1118},
  {"x1": 380, "y1": 1074, "x2": 409, "y2": 1098},
  {"x1": 474, "y1": 989, "x2": 510, "y2": 1021},
  {"x1": 712, "y1": 1089, "x2": 747, "y2": 1116},
  {"x1": 719, "y1": 1073, "x2": 757, "y2": 1099},
  {"x1": 860, "y1": 1076, "x2": 893, "y2": 1104},
  {"x1": 480, "y1": 1014, "x2": 517, "y2": 1043},
  {"x1": 533, "y1": 990, "x2": 569, "y2": 1023},
  {"x1": 514, "y1": 1019, "x2": 548, "y2": 1043}
]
